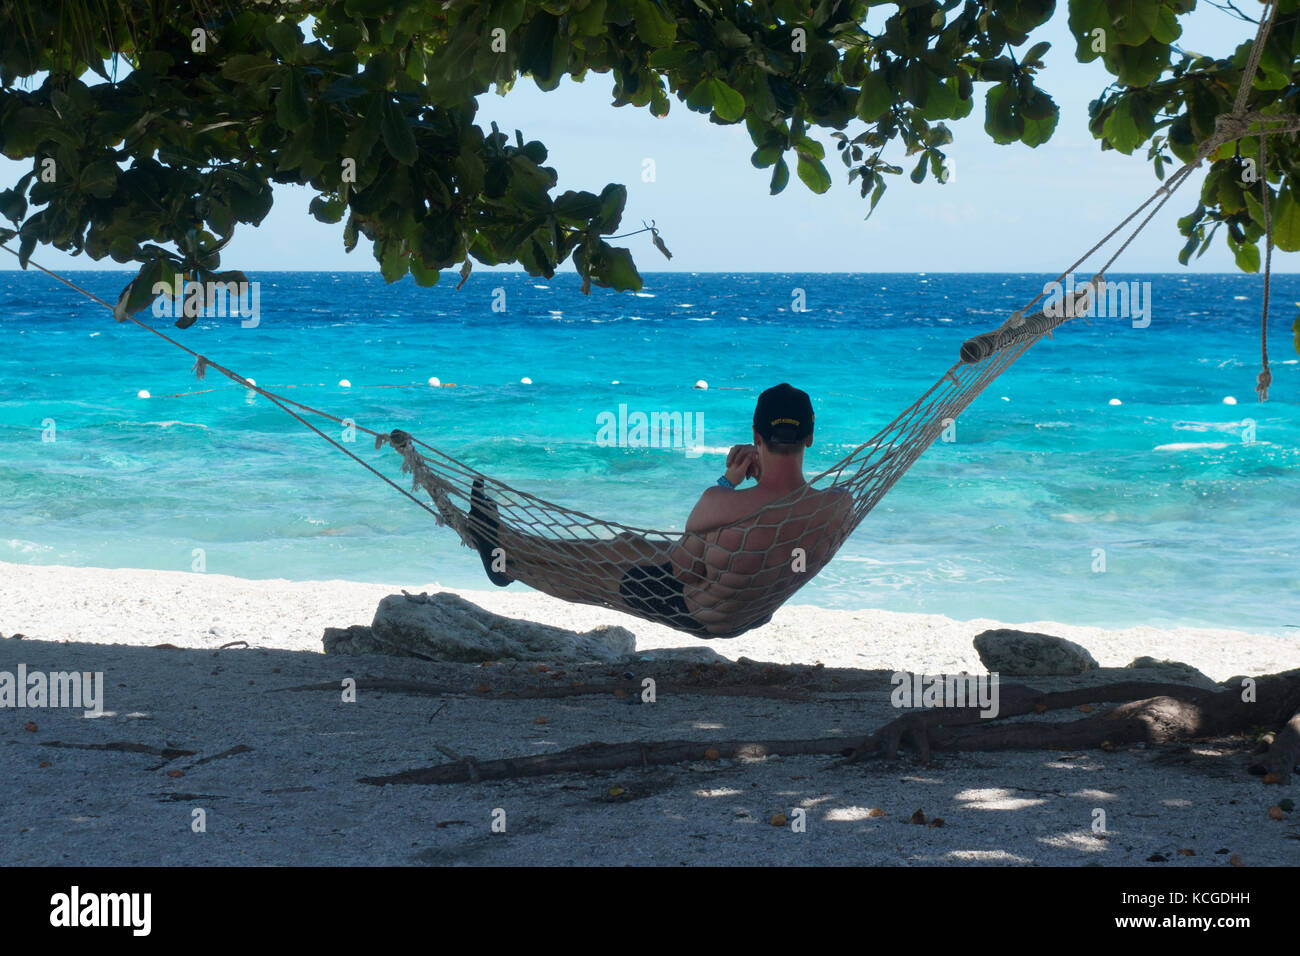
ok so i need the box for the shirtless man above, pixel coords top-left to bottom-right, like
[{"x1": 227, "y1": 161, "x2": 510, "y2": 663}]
[{"x1": 467, "y1": 383, "x2": 851, "y2": 637}]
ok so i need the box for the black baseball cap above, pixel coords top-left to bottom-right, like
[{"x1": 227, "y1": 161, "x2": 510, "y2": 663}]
[{"x1": 753, "y1": 383, "x2": 814, "y2": 445}]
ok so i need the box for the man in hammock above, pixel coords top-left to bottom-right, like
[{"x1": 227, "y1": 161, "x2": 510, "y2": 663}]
[{"x1": 464, "y1": 383, "x2": 852, "y2": 637}]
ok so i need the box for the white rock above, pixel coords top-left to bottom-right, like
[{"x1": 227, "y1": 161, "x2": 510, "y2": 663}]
[{"x1": 342, "y1": 592, "x2": 637, "y2": 663}]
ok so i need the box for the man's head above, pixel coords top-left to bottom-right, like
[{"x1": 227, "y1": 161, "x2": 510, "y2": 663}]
[{"x1": 752, "y1": 383, "x2": 814, "y2": 456}]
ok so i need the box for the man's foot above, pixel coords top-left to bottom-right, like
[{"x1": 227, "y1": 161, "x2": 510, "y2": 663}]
[{"x1": 469, "y1": 478, "x2": 513, "y2": 586}]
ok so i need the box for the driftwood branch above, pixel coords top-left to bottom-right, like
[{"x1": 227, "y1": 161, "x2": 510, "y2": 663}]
[
  {"x1": 360, "y1": 736, "x2": 857, "y2": 785},
  {"x1": 276, "y1": 677, "x2": 816, "y2": 701},
  {"x1": 356, "y1": 671, "x2": 1300, "y2": 787},
  {"x1": 1263, "y1": 707, "x2": 1300, "y2": 782}
]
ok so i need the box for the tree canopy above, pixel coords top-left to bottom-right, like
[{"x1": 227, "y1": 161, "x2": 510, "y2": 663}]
[{"x1": 0, "y1": 0, "x2": 1298, "y2": 336}]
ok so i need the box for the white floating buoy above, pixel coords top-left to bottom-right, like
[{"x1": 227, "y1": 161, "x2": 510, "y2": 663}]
[
  {"x1": 520, "y1": 377, "x2": 533, "y2": 385},
  {"x1": 1000, "y1": 396, "x2": 1010, "y2": 402},
  {"x1": 137, "y1": 389, "x2": 151, "y2": 399},
  {"x1": 611, "y1": 380, "x2": 620, "y2": 385},
  {"x1": 1108, "y1": 398, "x2": 1122, "y2": 406},
  {"x1": 694, "y1": 379, "x2": 708, "y2": 390},
  {"x1": 1223, "y1": 396, "x2": 1238, "y2": 405},
  {"x1": 338, "y1": 379, "x2": 352, "y2": 388},
  {"x1": 428, "y1": 376, "x2": 441, "y2": 388},
  {"x1": 245, "y1": 378, "x2": 256, "y2": 387}
]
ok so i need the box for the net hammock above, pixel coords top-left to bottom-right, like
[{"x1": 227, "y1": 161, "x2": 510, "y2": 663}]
[
  {"x1": 376, "y1": 289, "x2": 1096, "y2": 638},
  {"x1": 4, "y1": 2, "x2": 1293, "y2": 638}
]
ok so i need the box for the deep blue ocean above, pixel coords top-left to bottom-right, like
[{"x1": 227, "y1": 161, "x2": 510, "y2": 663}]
[{"x1": 1, "y1": 270, "x2": 1297, "y2": 635}]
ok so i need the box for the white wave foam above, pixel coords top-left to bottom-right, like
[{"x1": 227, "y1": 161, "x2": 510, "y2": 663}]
[
  {"x1": 4, "y1": 539, "x2": 53, "y2": 554},
  {"x1": 1154, "y1": 441, "x2": 1230, "y2": 451}
]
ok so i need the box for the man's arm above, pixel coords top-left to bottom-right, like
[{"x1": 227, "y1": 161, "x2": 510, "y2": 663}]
[
  {"x1": 685, "y1": 486, "x2": 736, "y2": 533},
  {"x1": 685, "y1": 445, "x2": 759, "y2": 533}
]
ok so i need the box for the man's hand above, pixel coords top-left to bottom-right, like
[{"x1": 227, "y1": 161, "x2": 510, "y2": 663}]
[{"x1": 724, "y1": 444, "x2": 760, "y2": 486}]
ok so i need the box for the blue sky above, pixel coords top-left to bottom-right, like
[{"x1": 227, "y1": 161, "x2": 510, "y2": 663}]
[{"x1": 2, "y1": 6, "x2": 1291, "y2": 274}]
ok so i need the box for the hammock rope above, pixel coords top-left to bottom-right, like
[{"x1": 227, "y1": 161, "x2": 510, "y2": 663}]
[{"x1": 2, "y1": 5, "x2": 1291, "y2": 636}]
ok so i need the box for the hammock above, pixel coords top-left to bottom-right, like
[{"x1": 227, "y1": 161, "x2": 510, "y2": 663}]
[
  {"x1": 376, "y1": 289, "x2": 1097, "y2": 638},
  {"x1": 5, "y1": 3, "x2": 1290, "y2": 638}
]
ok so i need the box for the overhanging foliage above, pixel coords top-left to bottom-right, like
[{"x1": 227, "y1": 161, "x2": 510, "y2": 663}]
[{"x1": 0, "y1": 0, "x2": 1297, "y2": 329}]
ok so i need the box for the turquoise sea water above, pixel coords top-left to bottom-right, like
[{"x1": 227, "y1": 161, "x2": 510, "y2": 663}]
[{"x1": 0, "y1": 270, "x2": 1296, "y2": 635}]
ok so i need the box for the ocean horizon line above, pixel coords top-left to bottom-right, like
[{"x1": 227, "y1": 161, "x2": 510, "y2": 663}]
[{"x1": 3, "y1": 267, "x2": 1299, "y2": 277}]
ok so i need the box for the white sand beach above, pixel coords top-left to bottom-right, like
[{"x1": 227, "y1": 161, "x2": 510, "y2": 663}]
[
  {"x1": 3, "y1": 561, "x2": 1295, "y2": 678},
  {"x1": 2, "y1": 560, "x2": 1297, "y2": 866}
]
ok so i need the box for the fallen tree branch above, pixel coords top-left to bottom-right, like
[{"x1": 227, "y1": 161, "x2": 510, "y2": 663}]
[
  {"x1": 360, "y1": 736, "x2": 857, "y2": 785},
  {"x1": 842, "y1": 681, "x2": 1219, "y2": 763},
  {"x1": 41, "y1": 740, "x2": 196, "y2": 770},
  {"x1": 183, "y1": 744, "x2": 253, "y2": 771},
  {"x1": 356, "y1": 672, "x2": 1300, "y2": 786},
  {"x1": 275, "y1": 677, "x2": 814, "y2": 701},
  {"x1": 1262, "y1": 706, "x2": 1300, "y2": 783}
]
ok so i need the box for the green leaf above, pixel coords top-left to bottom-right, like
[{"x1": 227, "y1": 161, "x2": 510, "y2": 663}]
[
  {"x1": 310, "y1": 196, "x2": 345, "y2": 223},
  {"x1": 113, "y1": 258, "x2": 166, "y2": 322},
  {"x1": 221, "y1": 54, "x2": 279, "y2": 84},
  {"x1": 1231, "y1": 238, "x2": 1260, "y2": 273},
  {"x1": 410, "y1": 255, "x2": 441, "y2": 287},
  {"x1": 554, "y1": 190, "x2": 602, "y2": 223},
  {"x1": 592, "y1": 183, "x2": 627, "y2": 233},
  {"x1": 796, "y1": 156, "x2": 832, "y2": 193},
  {"x1": 343, "y1": 214, "x2": 359, "y2": 253},
  {"x1": 770, "y1": 157, "x2": 790, "y2": 195},
  {"x1": 1113, "y1": 40, "x2": 1169, "y2": 87},
  {"x1": 276, "y1": 69, "x2": 311, "y2": 131},
  {"x1": 79, "y1": 161, "x2": 119, "y2": 199},
  {"x1": 910, "y1": 153, "x2": 928, "y2": 184},
  {"x1": 631, "y1": 0, "x2": 677, "y2": 48},
  {"x1": 1021, "y1": 98, "x2": 1059, "y2": 147},
  {"x1": 597, "y1": 245, "x2": 641, "y2": 290},
  {"x1": 1102, "y1": 99, "x2": 1143, "y2": 154},
  {"x1": 0, "y1": 187, "x2": 28, "y2": 222},
  {"x1": 856, "y1": 71, "x2": 892, "y2": 122},
  {"x1": 1023, "y1": 41, "x2": 1051, "y2": 66},
  {"x1": 571, "y1": 0, "x2": 607, "y2": 35},
  {"x1": 1271, "y1": 186, "x2": 1300, "y2": 252},
  {"x1": 1244, "y1": 190, "x2": 1267, "y2": 230},
  {"x1": 685, "y1": 78, "x2": 713, "y2": 111},
  {"x1": 866, "y1": 177, "x2": 887, "y2": 220},
  {"x1": 983, "y1": 85, "x2": 1022, "y2": 144},
  {"x1": 378, "y1": 239, "x2": 410, "y2": 282},
  {"x1": 708, "y1": 78, "x2": 745, "y2": 122},
  {"x1": 920, "y1": 70, "x2": 957, "y2": 120},
  {"x1": 1107, "y1": 0, "x2": 1161, "y2": 45},
  {"x1": 264, "y1": 20, "x2": 303, "y2": 62},
  {"x1": 1217, "y1": 174, "x2": 1245, "y2": 215},
  {"x1": 380, "y1": 97, "x2": 418, "y2": 165},
  {"x1": 1151, "y1": 5, "x2": 1180, "y2": 44}
]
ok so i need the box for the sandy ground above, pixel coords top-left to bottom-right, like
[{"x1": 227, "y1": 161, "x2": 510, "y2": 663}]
[{"x1": 1, "y1": 561, "x2": 1298, "y2": 866}]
